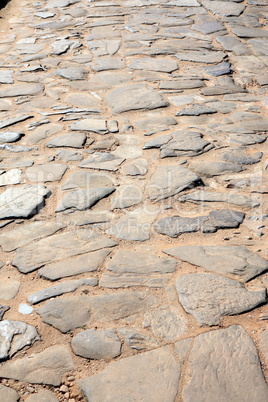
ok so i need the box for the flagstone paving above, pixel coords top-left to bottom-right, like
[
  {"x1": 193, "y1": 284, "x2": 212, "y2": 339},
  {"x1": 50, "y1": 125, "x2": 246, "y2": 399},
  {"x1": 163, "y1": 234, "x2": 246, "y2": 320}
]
[{"x1": 0, "y1": 0, "x2": 267, "y2": 400}]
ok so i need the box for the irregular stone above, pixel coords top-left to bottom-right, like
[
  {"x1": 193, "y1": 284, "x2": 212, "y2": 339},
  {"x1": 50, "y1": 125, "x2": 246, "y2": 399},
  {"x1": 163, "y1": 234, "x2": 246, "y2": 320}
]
[
  {"x1": 46, "y1": 133, "x2": 86, "y2": 148},
  {"x1": 0, "y1": 281, "x2": 20, "y2": 300},
  {"x1": 201, "y1": 0, "x2": 245, "y2": 16},
  {"x1": 0, "y1": 385, "x2": 19, "y2": 402},
  {"x1": 61, "y1": 171, "x2": 115, "y2": 190},
  {"x1": 79, "y1": 153, "x2": 125, "y2": 171},
  {"x1": 176, "y1": 273, "x2": 266, "y2": 326},
  {"x1": 192, "y1": 20, "x2": 225, "y2": 35},
  {"x1": 0, "y1": 185, "x2": 50, "y2": 219},
  {"x1": 143, "y1": 135, "x2": 172, "y2": 149},
  {"x1": 0, "y1": 306, "x2": 9, "y2": 321},
  {"x1": 92, "y1": 56, "x2": 125, "y2": 71},
  {"x1": 107, "y1": 250, "x2": 177, "y2": 274},
  {"x1": 50, "y1": 39, "x2": 72, "y2": 55},
  {"x1": 129, "y1": 57, "x2": 178, "y2": 73},
  {"x1": 258, "y1": 329, "x2": 268, "y2": 367},
  {"x1": 39, "y1": 249, "x2": 111, "y2": 281},
  {"x1": 13, "y1": 230, "x2": 117, "y2": 274},
  {"x1": 64, "y1": 210, "x2": 114, "y2": 226},
  {"x1": 146, "y1": 165, "x2": 202, "y2": 201},
  {"x1": 0, "y1": 346, "x2": 74, "y2": 386},
  {"x1": 201, "y1": 84, "x2": 247, "y2": 96},
  {"x1": 70, "y1": 119, "x2": 108, "y2": 134},
  {"x1": 56, "y1": 187, "x2": 115, "y2": 212},
  {"x1": 25, "y1": 390, "x2": 58, "y2": 402},
  {"x1": 86, "y1": 71, "x2": 132, "y2": 90},
  {"x1": 179, "y1": 190, "x2": 259, "y2": 208},
  {"x1": 0, "y1": 169, "x2": 21, "y2": 186},
  {"x1": 175, "y1": 51, "x2": 225, "y2": 64},
  {"x1": 0, "y1": 132, "x2": 23, "y2": 143},
  {"x1": 160, "y1": 79, "x2": 205, "y2": 90},
  {"x1": 164, "y1": 246, "x2": 268, "y2": 282},
  {"x1": 25, "y1": 123, "x2": 62, "y2": 145},
  {"x1": 202, "y1": 62, "x2": 231, "y2": 76},
  {"x1": 0, "y1": 100, "x2": 12, "y2": 111},
  {"x1": 25, "y1": 164, "x2": 67, "y2": 182},
  {"x1": 222, "y1": 147, "x2": 262, "y2": 165},
  {"x1": 37, "y1": 291, "x2": 158, "y2": 332},
  {"x1": 107, "y1": 206, "x2": 159, "y2": 241},
  {"x1": 0, "y1": 71, "x2": 13, "y2": 84},
  {"x1": 80, "y1": 347, "x2": 180, "y2": 402},
  {"x1": 27, "y1": 278, "x2": 98, "y2": 304},
  {"x1": 231, "y1": 26, "x2": 268, "y2": 39},
  {"x1": 65, "y1": 93, "x2": 101, "y2": 110},
  {"x1": 121, "y1": 158, "x2": 148, "y2": 176},
  {"x1": 204, "y1": 100, "x2": 236, "y2": 114},
  {"x1": 189, "y1": 161, "x2": 243, "y2": 177},
  {"x1": 174, "y1": 338, "x2": 192, "y2": 363},
  {"x1": 100, "y1": 273, "x2": 169, "y2": 288},
  {"x1": 72, "y1": 329, "x2": 121, "y2": 360},
  {"x1": 0, "y1": 83, "x2": 44, "y2": 98},
  {"x1": 144, "y1": 307, "x2": 187, "y2": 341},
  {"x1": 0, "y1": 114, "x2": 33, "y2": 130},
  {"x1": 155, "y1": 209, "x2": 245, "y2": 237},
  {"x1": 216, "y1": 35, "x2": 250, "y2": 55},
  {"x1": 118, "y1": 327, "x2": 159, "y2": 350},
  {"x1": 134, "y1": 116, "x2": 177, "y2": 133},
  {"x1": 0, "y1": 221, "x2": 64, "y2": 252},
  {"x1": 0, "y1": 320, "x2": 40, "y2": 359},
  {"x1": 160, "y1": 131, "x2": 214, "y2": 158},
  {"x1": 111, "y1": 184, "x2": 142, "y2": 209},
  {"x1": 176, "y1": 104, "x2": 217, "y2": 116},
  {"x1": 183, "y1": 326, "x2": 268, "y2": 401},
  {"x1": 106, "y1": 84, "x2": 169, "y2": 114},
  {"x1": 55, "y1": 67, "x2": 88, "y2": 80}
]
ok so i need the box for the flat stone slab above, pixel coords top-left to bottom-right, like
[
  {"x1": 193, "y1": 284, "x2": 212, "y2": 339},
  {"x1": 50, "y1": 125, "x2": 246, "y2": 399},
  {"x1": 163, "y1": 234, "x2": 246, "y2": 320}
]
[
  {"x1": 0, "y1": 320, "x2": 40, "y2": 359},
  {"x1": 39, "y1": 249, "x2": 112, "y2": 280},
  {"x1": 107, "y1": 250, "x2": 177, "y2": 274},
  {"x1": 222, "y1": 147, "x2": 262, "y2": 165},
  {"x1": 0, "y1": 83, "x2": 44, "y2": 98},
  {"x1": 144, "y1": 307, "x2": 187, "y2": 341},
  {"x1": 175, "y1": 51, "x2": 225, "y2": 64},
  {"x1": 55, "y1": 67, "x2": 88, "y2": 80},
  {"x1": 70, "y1": 119, "x2": 108, "y2": 134},
  {"x1": 183, "y1": 326, "x2": 268, "y2": 401},
  {"x1": 118, "y1": 327, "x2": 159, "y2": 351},
  {"x1": 79, "y1": 153, "x2": 125, "y2": 171},
  {"x1": 0, "y1": 114, "x2": 33, "y2": 130},
  {"x1": 0, "y1": 385, "x2": 19, "y2": 402},
  {"x1": 176, "y1": 273, "x2": 266, "y2": 326},
  {"x1": 0, "y1": 185, "x2": 50, "y2": 219},
  {"x1": 80, "y1": 347, "x2": 180, "y2": 402},
  {"x1": 201, "y1": 0, "x2": 245, "y2": 16},
  {"x1": 146, "y1": 165, "x2": 202, "y2": 201},
  {"x1": 0, "y1": 132, "x2": 23, "y2": 143},
  {"x1": 56, "y1": 187, "x2": 115, "y2": 212},
  {"x1": 100, "y1": 273, "x2": 169, "y2": 288},
  {"x1": 0, "y1": 221, "x2": 64, "y2": 252},
  {"x1": 0, "y1": 280, "x2": 20, "y2": 300},
  {"x1": 0, "y1": 169, "x2": 21, "y2": 186},
  {"x1": 61, "y1": 171, "x2": 115, "y2": 190},
  {"x1": 27, "y1": 278, "x2": 98, "y2": 304},
  {"x1": 129, "y1": 57, "x2": 178, "y2": 73},
  {"x1": 37, "y1": 291, "x2": 158, "y2": 332},
  {"x1": 189, "y1": 161, "x2": 243, "y2": 177},
  {"x1": 0, "y1": 346, "x2": 73, "y2": 386},
  {"x1": 13, "y1": 230, "x2": 118, "y2": 273},
  {"x1": 106, "y1": 84, "x2": 169, "y2": 114},
  {"x1": 156, "y1": 209, "x2": 245, "y2": 237},
  {"x1": 25, "y1": 163, "x2": 67, "y2": 182},
  {"x1": 164, "y1": 246, "x2": 268, "y2": 282},
  {"x1": 46, "y1": 133, "x2": 86, "y2": 148},
  {"x1": 72, "y1": 329, "x2": 121, "y2": 360},
  {"x1": 107, "y1": 206, "x2": 159, "y2": 241},
  {"x1": 159, "y1": 131, "x2": 214, "y2": 158},
  {"x1": 134, "y1": 116, "x2": 177, "y2": 132},
  {"x1": 121, "y1": 158, "x2": 148, "y2": 176},
  {"x1": 179, "y1": 190, "x2": 259, "y2": 208}
]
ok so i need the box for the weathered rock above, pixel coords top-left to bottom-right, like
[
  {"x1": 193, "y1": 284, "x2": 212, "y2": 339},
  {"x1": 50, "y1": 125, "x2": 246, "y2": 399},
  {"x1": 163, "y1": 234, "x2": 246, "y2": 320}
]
[
  {"x1": 37, "y1": 291, "x2": 158, "y2": 332},
  {"x1": 107, "y1": 206, "x2": 159, "y2": 241},
  {"x1": 201, "y1": 0, "x2": 245, "y2": 16},
  {"x1": 0, "y1": 385, "x2": 19, "y2": 402},
  {"x1": 0, "y1": 185, "x2": 50, "y2": 219},
  {"x1": 144, "y1": 307, "x2": 187, "y2": 341},
  {"x1": 27, "y1": 278, "x2": 98, "y2": 304},
  {"x1": 80, "y1": 347, "x2": 180, "y2": 402},
  {"x1": 25, "y1": 164, "x2": 67, "y2": 182},
  {"x1": 134, "y1": 116, "x2": 177, "y2": 133},
  {"x1": 222, "y1": 147, "x2": 262, "y2": 165},
  {"x1": 216, "y1": 35, "x2": 250, "y2": 55},
  {"x1": 0, "y1": 306, "x2": 10, "y2": 321},
  {"x1": 258, "y1": 329, "x2": 268, "y2": 367},
  {"x1": 189, "y1": 161, "x2": 243, "y2": 177},
  {"x1": 174, "y1": 338, "x2": 192, "y2": 364},
  {"x1": 179, "y1": 190, "x2": 259, "y2": 208},
  {"x1": 164, "y1": 246, "x2": 268, "y2": 282},
  {"x1": 0, "y1": 114, "x2": 33, "y2": 130},
  {"x1": 183, "y1": 326, "x2": 268, "y2": 401},
  {"x1": 25, "y1": 390, "x2": 58, "y2": 402},
  {"x1": 160, "y1": 79, "x2": 205, "y2": 90},
  {"x1": 70, "y1": 119, "x2": 108, "y2": 134},
  {"x1": 111, "y1": 184, "x2": 142, "y2": 209},
  {"x1": 92, "y1": 56, "x2": 125, "y2": 71},
  {"x1": 64, "y1": 210, "x2": 114, "y2": 226},
  {"x1": 202, "y1": 62, "x2": 231, "y2": 76},
  {"x1": 100, "y1": 273, "x2": 169, "y2": 288},
  {"x1": 65, "y1": 93, "x2": 101, "y2": 110},
  {"x1": 0, "y1": 132, "x2": 23, "y2": 143},
  {"x1": 175, "y1": 51, "x2": 225, "y2": 64},
  {"x1": 0, "y1": 281, "x2": 20, "y2": 300},
  {"x1": 106, "y1": 84, "x2": 169, "y2": 114},
  {"x1": 159, "y1": 131, "x2": 214, "y2": 158},
  {"x1": 0, "y1": 320, "x2": 40, "y2": 359},
  {"x1": 39, "y1": 249, "x2": 112, "y2": 280},
  {"x1": 121, "y1": 158, "x2": 148, "y2": 176},
  {"x1": 46, "y1": 133, "x2": 86, "y2": 148},
  {"x1": 0, "y1": 221, "x2": 64, "y2": 252},
  {"x1": 176, "y1": 273, "x2": 266, "y2": 326},
  {"x1": 61, "y1": 171, "x2": 115, "y2": 190},
  {"x1": 25, "y1": 123, "x2": 62, "y2": 145},
  {"x1": 0, "y1": 346, "x2": 74, "y2": 386},
  {"x1": 0, "y1": 83, "x2": 44, "y2": 98},
  {"x1": 146, "y1": 165, "x2": 202, "y2": 201},
  {"x1": 176, "y1": 104, "x2": 217, "y2": 116},
  {"x1": 13, "y1": 230, "x2": 117, "y2": 273},
  {"x1": 56, "y1": 187, "x2": 115, "y2": 212},
  {"x1": 50, "y1": 39, "x2": 72, "y2": 55},
  {"x1": 0, "y1": 169, "x2": 21, "y2": 187},
  {"x1": 129, "y1": 58, "x2": 178, "y2": 73},
  {"x1": 72, "y1": 329, "x2": 121, "y2": 360},
  {"x1": 79, "y1": 153, "x2": 125, "y2": 171},
  {"x1": 118, "y1": 327, "x2": 159, "y2": 350},
  {"x1": 55, "y1": 67, "x2": 88, "y2": 80}
]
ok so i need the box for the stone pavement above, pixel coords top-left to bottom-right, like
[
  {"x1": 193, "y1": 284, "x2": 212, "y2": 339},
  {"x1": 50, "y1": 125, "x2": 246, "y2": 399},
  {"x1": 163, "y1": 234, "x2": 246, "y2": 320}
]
[{"x1": 0, "y1": 0, "x2": 267, "y2": 400}]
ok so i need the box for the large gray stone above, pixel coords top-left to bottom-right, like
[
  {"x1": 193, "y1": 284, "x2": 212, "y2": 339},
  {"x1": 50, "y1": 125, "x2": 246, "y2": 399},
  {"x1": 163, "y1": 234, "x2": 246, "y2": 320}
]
[
  {"x1": 13, "y1": 230, "x2": 117, "y2": 273},
  {"x1": 179, "y1": 190, "x2": 259, "y2": 208},
  {"x1": 55, "y1": 67, "x2": 88, "y2": 80},
  {"x1": 146, "y1": 165, "x2": 202, "y2": 201},
  {"x1": 80, "y1": 347, "x2": 180, "y2": 402},
  {"x1": 0, "y1": 320, "x2": 40, "y2": 359},
  {"x1": 0, "y1": 185, "x2": 50, "y2": 219},
  {"x1": 25, "y1": 164, "x2": 67, "y2": 182},
  {"x1": 0, "y1": 280, "x2": 20, "y2": 300},
  {"x1": 129, "y1": 58, "x2": 178, "y2": 73},
  {"x1": 118, "y1": 327, "x2": 159, "y2": 350},
  {"x1": 99, "y1": 273, "x2": 169, "y2": 288},
  {"x1": 106, "y1": 84, "x2": 169, "y2": 114},
  {"x1": 0, "y1": 346, "x2": 74, "y2": 386},
  {"x1": 0, "y1": 83, "x2": 44, "y2": 98},
  {"x1": 164, "y1": 246, "x2": 268, "y2": 282},
  {"x1": 61, "y1": 171, "x2": 115, "y2": 190},
  {"x1": 183, "y1": 326, "x2": 268, "y2": 402},
  {"x1": 79, "y1": 153, "x2": 124, "y2": 171},
  {"x1": 144, "y1": 307, "x2": 187, "y2": 341},
  {"x1": 46, "y1": 133, "x2": 86, "y2": 148},
  {"x1": 72, "y1": 329, "x2": 121, "y2": 360},
  {"x1": 0, "y1": 114, "x2": 33, "y2": 130},
  {"x1": 159, "y1": 131, "x2": 214, "y2": 158},
  {"x1": 189, "y1": 161, "x2": 243, "y2": 177},
  {"x1": 176, "y1": 273, "x2": 266, "y2": 326},
  {"x1": 69, "y1": 119, "x2": 108, "y2": 134},
  {"x1": 0, "y1": 385, "x2": 19, "y2": 402},
  {"x1": 37, "y1": 291, "x2": 158, "y2": 333},
  {"x1": 201, "y1": 0, "x2": 245, "y2": 16}
]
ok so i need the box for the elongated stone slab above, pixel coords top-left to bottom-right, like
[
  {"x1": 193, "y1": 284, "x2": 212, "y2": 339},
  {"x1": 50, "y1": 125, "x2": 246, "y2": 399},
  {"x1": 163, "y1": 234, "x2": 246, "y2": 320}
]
[
  {"x1": 70, "y1": 119, "x2": 108, "y2": 134},
  {"x1": 179, "y1": 190, "x2": 259, "y2": 208},
  {"x1": 25, "y1": 164, "x2": 67, "y2": 182},
  {"x1": 80, "y1": 347, "x2": 180, "y2": 402},
  {"x1": 13, "y1": 230, "x2": 118, "y2": 273},
  {"x1": 0, "y1": 83, "x2": 44, "y2": 98},
  {"x1": 176, "y1": 273, "x2": 266, "y2": 326},
  {"x1": 183, "y1": 326, "x2": 268, "y2": 401},
  {"x1": 56, "y1": 187, "x2": 115, "y2": 212},
  {"x1": 164, "y1": 246, "x2": 268, "y2": 282},
  {"x1": 0, "y1": 114, "x2": 33, "y2": 130}
]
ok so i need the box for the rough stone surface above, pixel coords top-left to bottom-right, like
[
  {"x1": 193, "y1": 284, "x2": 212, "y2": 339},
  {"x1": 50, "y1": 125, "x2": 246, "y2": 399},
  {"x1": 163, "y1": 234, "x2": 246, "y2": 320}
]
[
  {"x1": 144, "y1": 307, "x2": 187, "y2": 341},
  {"x1": 80, "y1": 347, "x2": 181, "y2": 402},
  {"x1": 56, "y1": 187, "x2": 115, "y2": 212},
  {"x1": 0, "y1": 280, "x2": 20, "y2": 300},
  {"x1": 176, "y1": 273, "x2": 266, "y2": 326},
  {"x1": 25, "y1": 164, "x2": 67, "y2": 182},
  {"x1": 25, "y1": 390, "x2": 58, "y2": 402},
  {"x1": 0, "y1": 385, "x2": 19, "y2": 402}
]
